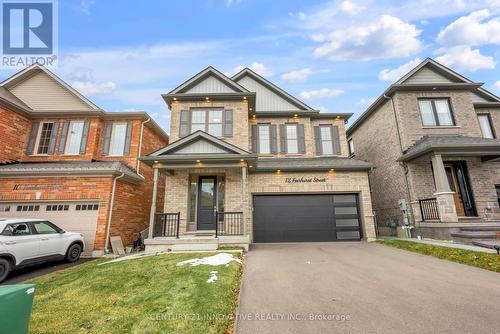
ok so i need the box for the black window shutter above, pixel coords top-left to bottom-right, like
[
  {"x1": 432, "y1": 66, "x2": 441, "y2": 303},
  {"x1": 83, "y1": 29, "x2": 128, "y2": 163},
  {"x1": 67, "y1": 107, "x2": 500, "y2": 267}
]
[
  {"x1": 79, "y1": 121, "x2": 90, "y2": 154},
  {"x1": 58, "y1": 121, "x2": 69, "y2": 153},
  {"x1": 251, "y1": 125, "x2": 258, "y2": 153},
  {"x1": 179, "y1": 110, "x2": 189, "y2": 137},
  {"x1": 47, "y1": 122, "x2": 59, "y2": 155},
  {"x1": 26, "y1": 122, "x2": 39, "y2": 155},
  {"x1": 223, "y1": 109, "x2": 233, "y2": 137},
  {"x1": 297, "y1": 124, "x2": 306, "y2": 153},
  {"x1": 314, "y1": 126, "x2": 322, "y2": 155},
  {"x1": 102, "y1": 123, "x2": 112, "y2": 156},
  {"x1": 270, "y1": 125, "x2": 278, "y2": 154},
  {"x1": 332, "y1": 125, "x2": 341, "y2": 155},
  {"x1": 123, "y1": 122, "x2": 133, "y2": 156},
  {"x1": 279, "y1": 124, "x2": 287, "y2": 153}
]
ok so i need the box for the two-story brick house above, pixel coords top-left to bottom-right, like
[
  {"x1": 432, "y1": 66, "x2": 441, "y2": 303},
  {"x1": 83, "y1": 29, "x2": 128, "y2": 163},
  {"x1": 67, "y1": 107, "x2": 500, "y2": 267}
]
[
  {"x1": 0, "y1": 64, "x2": 168, "y2": 255},
  {"x1": 347, "y1": 58, "x2": 500, "y2": 241},
  {"x1": 141, "y1": 67, "x2": 376, "y2": 251}
]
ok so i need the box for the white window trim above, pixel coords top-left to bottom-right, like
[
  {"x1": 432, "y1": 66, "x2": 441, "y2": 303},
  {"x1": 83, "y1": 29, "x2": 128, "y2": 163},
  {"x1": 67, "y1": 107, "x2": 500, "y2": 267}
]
[
  {"x1": 64, "y1": 120, "x2": 85, "y2": 155},
  {"x1": 258, "y1": 124, "x2": 271, "y2": 154},
  {"x1": 33, "y1": 121, "x2": 55, "y2": 156},
  {"x1": 418, "y1": 99, "x2": 455, "y2": 127},
  {"x1": 477, "y1": 114, "x2": 495, "y2": 139},
  {"x1": 348, "y1": 138, "x2": 355, "y2": 156},
  {"x1": 108, "y1": 122, "x2": 128, "y2": 157},
  {"x1": 285, "y1": 124, "x2": 299, "y2": 154},
  {"x1": 319, "y1": 125, "x2": 334, "y2": 156},
  {"x1": 189, "y1": 108, "x2": 225, "y2": 137}
]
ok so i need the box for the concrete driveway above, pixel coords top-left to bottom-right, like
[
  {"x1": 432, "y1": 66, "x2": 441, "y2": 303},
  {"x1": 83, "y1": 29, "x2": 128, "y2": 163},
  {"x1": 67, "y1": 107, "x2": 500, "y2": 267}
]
[{"x1": 236, "y1": 242, "x2": 500, "y2": 334}]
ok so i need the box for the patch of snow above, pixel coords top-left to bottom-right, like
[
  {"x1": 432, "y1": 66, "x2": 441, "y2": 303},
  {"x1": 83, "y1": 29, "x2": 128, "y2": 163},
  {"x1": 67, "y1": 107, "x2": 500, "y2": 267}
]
[
  {"x1": 207, "y1": 271, "x2": 218, "y2": 283},
  {"x1": 176, "y1": 253, "x2": 242, "y2": 267}
]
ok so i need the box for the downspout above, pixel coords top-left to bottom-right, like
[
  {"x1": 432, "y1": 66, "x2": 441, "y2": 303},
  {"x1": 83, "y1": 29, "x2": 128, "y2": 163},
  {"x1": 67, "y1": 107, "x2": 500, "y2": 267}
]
[
  {"x1": 136, "y1": 117, "x2": 151, "y2": 178},
  {"x1": 383, "y1": 94, "x2": 415, "y2": 226},
  {"x1": 367, "y1": 166, "x2": 379, "y2": 237},
  {"x1": 104, "y1": 172, "x2": 125, "y2": 254}
]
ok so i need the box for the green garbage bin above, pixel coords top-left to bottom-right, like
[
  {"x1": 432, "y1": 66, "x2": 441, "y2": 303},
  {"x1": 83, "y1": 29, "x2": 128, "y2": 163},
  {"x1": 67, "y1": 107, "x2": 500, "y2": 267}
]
[{"x1": 0, "y1": 284, "x2": 36, "y2": 334}]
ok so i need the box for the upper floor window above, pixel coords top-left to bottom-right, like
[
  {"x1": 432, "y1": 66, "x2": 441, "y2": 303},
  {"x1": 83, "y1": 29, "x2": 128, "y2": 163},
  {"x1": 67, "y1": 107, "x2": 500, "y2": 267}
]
[
  {"x1": 251, "y1": 124, "x2": 277, "y2": 154},
  {"x1": 348, "y1": 138, "x2": 354, "y2": 156},
  {"x1": 36, "y1": 122, "x2": 55, "y2": 154},
  {"x1": 259, "y1": 124, "x2": 271, "y2": 154},
  {"x1": 279, "y1": 124, "x2": 305, "y2": 154},
  {"x1": 103, "y1": 122, "x2": 132, "y2": 156},
  {"x1": 418, "y1": 99, "x2": 455, "y2": 127},
  {"x1": 179, "y1": 109, "x2": 233, "y2": 137},
  {"x1": 286, "y1": 124, "x2": 299, "y2": 154},
  {"x1": 314, "y1": 125, "x2": 341, "y2": 155},
  {"x1": 477, "y1": 114, "x2": 495, "y2": 139},
  {"x1": 65, "y1": 121, "x2": 85, "y2": 154}
]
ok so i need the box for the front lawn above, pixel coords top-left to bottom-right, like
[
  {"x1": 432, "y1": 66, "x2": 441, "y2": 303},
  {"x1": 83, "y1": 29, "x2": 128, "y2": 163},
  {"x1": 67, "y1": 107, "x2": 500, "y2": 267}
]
[
  {"x1": 378, "y1": 240, "x2": 500, "y2": 273},
  {"x1": 26, "y1": 253, "x2": 242, "y2": 334}
]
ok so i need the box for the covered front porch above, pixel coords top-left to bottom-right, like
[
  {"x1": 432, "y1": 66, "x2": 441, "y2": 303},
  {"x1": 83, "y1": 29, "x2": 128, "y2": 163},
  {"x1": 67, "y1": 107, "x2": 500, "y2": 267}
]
[{"x1": 141, "y1": 131, "x2": 256, "y2": 251}]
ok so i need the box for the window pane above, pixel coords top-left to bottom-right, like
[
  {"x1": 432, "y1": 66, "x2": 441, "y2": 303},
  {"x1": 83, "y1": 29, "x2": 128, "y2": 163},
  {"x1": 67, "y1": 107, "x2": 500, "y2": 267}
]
[
  {"x1": 109, "y1": 123, "x2": 127, "y2": 155},
  {"x1": 191, "y1": 110, "x2": 205, "y2": 123},
  {"x1": 320, "y1": 127, "x2": 331, "y2": 140},
  {"x1": 322, "y1": 140, "x2": 333, "y2": 155},
  {"x1": 207, "y1": 124, "x2": 222, "y2": 136},
  {"x1": 434, "y1": 100, "x2": 453, "y2": 126},
  {"x1": 66, "y1": 121, "x2": 84, "y2": 154},
  {"x1": 34, "y1": 222, "x2": 58, "y2": 234},
  {"x1": 418, "y1": 100, "x2": 436, "y2": 126},
  {"x1": 478, "y1": 115, "x2": 494, "y2": 138},
  {"x1": 200, "y1": 179, "x2": 215, "y2": 206},
  {"x1": 191, "y1": 124, "x2": 205, "y2": 132},
  {"x1": 37, "y1": 122, "x2": 54, "y2": 154},
  {"x1": 188, "y1": 175, "x2": 197, "y2": 222},
  {"x1": 259, "y1": 125, "x2": 270, "y2": 154},
  {"x1": 320, "y1": 126, "x2": 333, "y2": 154},
  {"x1": 348, "y1": 140, "x2": 354, "y2": 155},
  {"x1": 286, "y1": 125, "x2": 298, "y2": 154},
  {"x1": 208, "y1": 110, "x2": 222, "y2": 123}
]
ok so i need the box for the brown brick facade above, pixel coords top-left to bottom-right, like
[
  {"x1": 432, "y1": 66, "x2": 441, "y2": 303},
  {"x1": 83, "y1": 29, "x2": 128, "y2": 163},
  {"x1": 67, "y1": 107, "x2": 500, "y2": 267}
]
[{"x1": 0, "y1": 106, "x2": 31, "y2": 163}]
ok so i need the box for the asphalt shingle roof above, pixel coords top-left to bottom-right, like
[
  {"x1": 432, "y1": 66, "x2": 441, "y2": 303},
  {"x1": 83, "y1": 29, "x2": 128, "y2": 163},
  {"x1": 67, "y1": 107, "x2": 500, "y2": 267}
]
[{"x1": 255, "y1": 157, "x2": 373, "y2": 171}]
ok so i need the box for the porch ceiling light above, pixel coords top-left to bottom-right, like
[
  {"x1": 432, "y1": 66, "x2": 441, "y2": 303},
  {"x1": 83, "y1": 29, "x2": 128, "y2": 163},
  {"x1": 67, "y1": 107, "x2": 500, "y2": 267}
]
[
  {"x1": 173, "y1": 97, "x2": 177, "y2": 101},
  {"x1": 196, "y1": 160, "x2": 201, "y2": 163},
  {"x1": 205, "y1": 97, "x2": 210, "y2": 101},
  {"x1": 249, "y1": 108, "x2": 253, "y2": 111},
  {"x1": 154, "y1": 160, "x2": 159, "y2": 164},
  {"x1": 249, "y1": 165, "x2": 253, "y2": 168},
  {"x1": 294, "y1": 114, "x2": 298, "y2": 118},
  {"x1": 276, "y1": 169, "x2": 281, "y2": 173},
  {"x1": 240, "y1": 159, "x2": 244, "y2": 162},
  {"x1": 243, "y1": 96, "x2": 247, "y2": 100}
]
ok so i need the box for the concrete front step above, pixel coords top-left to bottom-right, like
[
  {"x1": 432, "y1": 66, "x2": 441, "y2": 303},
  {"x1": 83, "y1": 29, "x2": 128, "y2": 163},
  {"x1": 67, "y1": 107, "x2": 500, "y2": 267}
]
[
  {"x1": 451, "y1": 231, "x2": 497, "y2": 239},
  {"x1": 144, "y1": 235, "x2": 250, "y2": 253},
  {"x1": 460, "y1": 226, "x2": 500, "y2": 231}
]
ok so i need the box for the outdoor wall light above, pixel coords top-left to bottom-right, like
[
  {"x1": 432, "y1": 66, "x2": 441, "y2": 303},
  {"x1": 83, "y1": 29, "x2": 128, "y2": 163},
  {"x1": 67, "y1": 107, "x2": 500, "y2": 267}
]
[{"x1": 196, "y1": 160, "x2": 201, "y2": 163}]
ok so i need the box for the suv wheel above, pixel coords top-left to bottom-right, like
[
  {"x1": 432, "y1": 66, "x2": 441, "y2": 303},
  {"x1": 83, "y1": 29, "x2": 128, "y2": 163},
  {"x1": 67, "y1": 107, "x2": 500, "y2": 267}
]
[
  {"x1": 65, "y1": 244, "x2": 82, "y2": 263},
  {"x1": 0, "y1": 258, "x2": 11, "y2": 283}
]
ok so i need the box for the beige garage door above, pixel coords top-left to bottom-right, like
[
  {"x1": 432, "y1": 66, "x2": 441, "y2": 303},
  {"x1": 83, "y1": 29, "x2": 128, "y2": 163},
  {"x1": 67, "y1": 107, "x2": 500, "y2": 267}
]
[{"x1": 0, "y1": 202, "x2": 99, "y2": 255}]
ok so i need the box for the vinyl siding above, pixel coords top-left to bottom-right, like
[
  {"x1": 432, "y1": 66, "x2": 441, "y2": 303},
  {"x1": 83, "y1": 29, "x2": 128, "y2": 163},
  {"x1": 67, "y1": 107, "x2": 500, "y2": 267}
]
[
  {"x1": 404, "y1": 67, "x2": 454, "y2": 84},
  {"x1": 184, "y1": 76, "x2": 237, "y2": 94},
  {"x1": 173, "y1": 139, "x2": 230, "y2": 154},
  {"x1": 235, "y1": 75, "x2": 300, "y2": 111},
  {"x1": 9, "y1": 71, "x2": 95, "y2": 111}
]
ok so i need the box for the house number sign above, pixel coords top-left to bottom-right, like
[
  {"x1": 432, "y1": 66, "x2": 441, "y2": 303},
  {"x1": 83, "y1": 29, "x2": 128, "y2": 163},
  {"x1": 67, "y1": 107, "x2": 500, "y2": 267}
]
[{"x1": 285, "y1": 177, "x2": 327, "y2": 184}]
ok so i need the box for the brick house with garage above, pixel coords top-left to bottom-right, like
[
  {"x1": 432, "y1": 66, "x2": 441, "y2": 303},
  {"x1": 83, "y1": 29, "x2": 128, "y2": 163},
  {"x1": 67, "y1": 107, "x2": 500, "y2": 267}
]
[
  {"x1": 346, "y1": 58, "x2": 500, "y2": 242},
  {"x1": 0, "y1": 64, "x2": 168, "y2": 256},
  {"x1": 141, "y1": 66, "x2": 376, "y2": 252}
]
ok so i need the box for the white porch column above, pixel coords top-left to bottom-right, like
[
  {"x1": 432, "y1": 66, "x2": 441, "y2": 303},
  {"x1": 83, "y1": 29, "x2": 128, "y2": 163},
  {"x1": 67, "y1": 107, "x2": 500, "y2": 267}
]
[
  {"x1": 148, "y1": 168, "x2": 159, "y2": 239},
  {"x1": 431, "y1": 154, "x2": 458, "y2": 223},
  {"x1": 241, "y1": 165, "x2": 248, "y2": 236}
]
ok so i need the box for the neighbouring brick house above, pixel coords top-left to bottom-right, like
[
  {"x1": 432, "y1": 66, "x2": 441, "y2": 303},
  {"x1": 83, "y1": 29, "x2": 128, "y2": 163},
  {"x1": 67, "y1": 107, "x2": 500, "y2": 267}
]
[
  {"x1": 141, "y1": 67, "x2": 376, "y2": 252},
  {"x1": 347, "y1": 58, "x2": 500, "y2": 240},
  {"x1": 0, "y1": 64, "x2": 168, "y2": 255}
]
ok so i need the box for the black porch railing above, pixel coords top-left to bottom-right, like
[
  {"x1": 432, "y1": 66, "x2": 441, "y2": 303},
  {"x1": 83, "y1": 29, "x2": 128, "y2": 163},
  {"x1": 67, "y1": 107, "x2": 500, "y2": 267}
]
[
  {"x1": 215, "y1": 211, "x2": 244, "y2": 237},
  {"x1": 419, "y1": 198, "x2": 440, "y2": 221},
  {"x1": 153, "y1": 212, "x2": 180, "y2": 238}
]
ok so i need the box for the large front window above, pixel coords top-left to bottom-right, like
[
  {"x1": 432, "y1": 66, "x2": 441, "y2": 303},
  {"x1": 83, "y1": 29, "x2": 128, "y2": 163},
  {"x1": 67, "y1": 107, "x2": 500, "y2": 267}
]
[
  {"x1": 36, "y1": 122, "x2": 55, "y2": 154},
  {"x1": 191, "y1": 109, "x2": 223, "y2": 136},
  {"x1": 65, "y1": 121, "x2": 85, "y2": 154},
  {"x1": 109, "y1": 123, "x2": 127, "y2": 156},
  {"x1": 418, "y1": 99, "x2": 454, "y2": 126}
]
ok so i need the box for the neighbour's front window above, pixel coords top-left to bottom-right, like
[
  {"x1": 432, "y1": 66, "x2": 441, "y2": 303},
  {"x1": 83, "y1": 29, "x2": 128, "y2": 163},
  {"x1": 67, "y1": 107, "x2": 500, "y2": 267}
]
[
  {"x1": 348, "y1": 138, "x2": 354, "y2": 156},
  {"x1": 478, "y1": 114, "x2": 495, "y2": 139},
  {"x1": 286, "y1": 125, "x2": 299, "y2": 154},
  {"x1": 320, "y1": 126, "x2": 333, "y2": 155},
  {"x1": 109, "y1": 123, "x2": 127, "y2": 156},
  {"x1": 418, "y1": 99, "x2": 454, "y2": 126},
  {"x1": 65, "y1": 121, "x2": 85, "y2": 154},
  {"x1": 258, "y1": 125, "x2": 270, "y2": 154},
  {"x1": 36, "y1": 122, "x2": 54, "y2": 154}
]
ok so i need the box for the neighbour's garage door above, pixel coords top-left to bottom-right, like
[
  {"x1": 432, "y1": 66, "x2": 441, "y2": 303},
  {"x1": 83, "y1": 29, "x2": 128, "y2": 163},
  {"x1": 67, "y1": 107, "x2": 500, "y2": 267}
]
[
  {"x1": 0, "y1": 202, "x2": 99, "y2": 254},
  {"x1": 253, "y1": 194, "x2": 362, "y2": 243}
]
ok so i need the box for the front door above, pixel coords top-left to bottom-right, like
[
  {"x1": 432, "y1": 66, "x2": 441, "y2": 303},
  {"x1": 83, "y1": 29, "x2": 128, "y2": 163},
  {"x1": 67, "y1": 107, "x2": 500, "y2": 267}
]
[
  {"x1": 444, "y1": 162, "x2": 476, "y2": 217},
  {"x1": 197, "y1": 176, "x2": 217, "y2": 230}
]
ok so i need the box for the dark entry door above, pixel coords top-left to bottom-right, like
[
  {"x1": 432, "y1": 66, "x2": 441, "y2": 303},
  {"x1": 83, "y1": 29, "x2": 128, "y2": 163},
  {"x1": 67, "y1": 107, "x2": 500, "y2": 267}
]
[
  {"x1": 252, "y1": 194, "x2": 362, "y2": 243},
  {"x1": 197, "y1": 176, "x2": 217, "y2": 230},
  {"x1": 444, "y1": 162, "x2": 476, "y2": 217}
]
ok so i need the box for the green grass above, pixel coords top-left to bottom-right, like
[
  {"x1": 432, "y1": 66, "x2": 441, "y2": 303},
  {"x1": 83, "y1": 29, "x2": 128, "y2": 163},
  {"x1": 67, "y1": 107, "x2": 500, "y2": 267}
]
[
  {"x1": 378, "y1": 240, "x2": 500, "y2": 273},
  {"x1": 26, "y1": 253, "x2": 242, "y2": 334}
]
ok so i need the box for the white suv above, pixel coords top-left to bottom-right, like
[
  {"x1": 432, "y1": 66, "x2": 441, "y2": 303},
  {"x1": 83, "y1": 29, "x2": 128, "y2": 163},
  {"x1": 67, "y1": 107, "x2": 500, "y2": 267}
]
[{"x1": 0, "y1": 218, "x2": 85, "y2": 282}]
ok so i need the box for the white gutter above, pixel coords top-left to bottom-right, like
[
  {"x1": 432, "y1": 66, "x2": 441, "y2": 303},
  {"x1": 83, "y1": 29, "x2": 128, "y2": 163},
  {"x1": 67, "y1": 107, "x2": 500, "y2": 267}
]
[
  {"x1": 104, "y1": 172, "x2": 125, "y2": 253},
  {"x1": 136, "y1": 117, "x2": 151, "y2": 178}
]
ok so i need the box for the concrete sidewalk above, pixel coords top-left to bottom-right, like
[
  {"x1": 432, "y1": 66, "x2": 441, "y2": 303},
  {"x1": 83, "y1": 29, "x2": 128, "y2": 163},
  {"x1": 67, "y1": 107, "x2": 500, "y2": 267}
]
[{"x1": 236, "y1": 242, "x2": 500, "y2": 334}]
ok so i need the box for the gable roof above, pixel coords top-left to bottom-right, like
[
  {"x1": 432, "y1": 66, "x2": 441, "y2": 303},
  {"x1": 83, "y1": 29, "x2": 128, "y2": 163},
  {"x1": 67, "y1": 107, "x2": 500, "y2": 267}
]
[
  {"x1": 1, "y1": 63, "x2": 101, "y2": 111},
  {"x1": 146, "y1": 130, "x2": 253, "y2": 157},
  {"x1": 347, "y1": 58, "x2": 500, "y2": 136},
  {"x1": 168, "y1": 66, "x2": 249, "y2": 94},
  {"x1": 231, "y1": 68, "x2": 314, "y2": 111}
]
